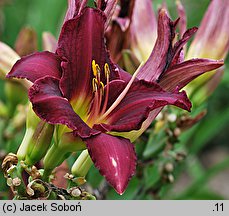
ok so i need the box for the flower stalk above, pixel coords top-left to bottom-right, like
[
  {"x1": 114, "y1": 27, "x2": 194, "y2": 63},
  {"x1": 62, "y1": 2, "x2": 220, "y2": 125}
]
[{"x1": 42, "y1": 132, "x2": 86, "y2": 181}]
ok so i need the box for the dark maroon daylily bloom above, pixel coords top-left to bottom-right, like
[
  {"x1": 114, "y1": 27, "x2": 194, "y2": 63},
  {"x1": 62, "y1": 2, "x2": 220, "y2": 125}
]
[{"x1": 7, "y1": 1, "x2": 222, "y2": 194}]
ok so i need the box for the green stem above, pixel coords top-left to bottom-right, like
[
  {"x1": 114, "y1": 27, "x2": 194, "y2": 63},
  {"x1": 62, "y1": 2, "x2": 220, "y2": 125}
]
[
  {"x1": 42, "y1": 144, "x2": 68, "y2": 182},
  {"x1": 7, "y1": 163, "x2": 27, "y2": 198},
  {"x1": 42, "y1": 133, "x2": 86, "y2": 182}
]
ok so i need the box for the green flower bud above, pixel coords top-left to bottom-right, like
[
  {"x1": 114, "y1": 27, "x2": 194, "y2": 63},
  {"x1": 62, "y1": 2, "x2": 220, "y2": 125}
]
[
  {"x1": 71, "y1": 150, "x2": 93, "y2": 178},
  {"x1": 25, "y1": 122, "x2": 54, "y2": 165},
  {"x1": 42, "y1": 132, "x2": 86, "y2": 181},
  {"x1": 17, "y1": 104, "x2": 54, "y2": 165},
  {"x1": 4, "y1": 81, "x2": 28, "y2": 116}
]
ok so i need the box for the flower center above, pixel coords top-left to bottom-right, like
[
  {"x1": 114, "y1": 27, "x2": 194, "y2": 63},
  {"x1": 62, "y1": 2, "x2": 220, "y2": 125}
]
[
  {"x1": 86, "y1": 60, "x2": 111, "y2": 126},
  {"x1": 86, "y1": 60, "x2": 143, "y2": 127}
]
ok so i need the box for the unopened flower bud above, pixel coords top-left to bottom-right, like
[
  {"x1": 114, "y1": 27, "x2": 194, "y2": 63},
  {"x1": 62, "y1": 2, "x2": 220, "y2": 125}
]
[
  {"x1": 4, "y1": 82, "x2": 28, "y2": 116},
  {"x1": 174, "y1": 128, "x2": 181, "y2": 137},
  {"x1": 164, "y1": 162, "x2": 174, "y2": 173},
  {"x1": 12, "y1": 177, "x2": 21, "y2": 187},
  {"x1": 167, "y1": 113, "x2": 177, "y2": 122},
  {"x1": 15, "y1": 27, "x2": 37, "y2": 56},
  {"x1": 67, "y1": 187, "x2": 82, "y2": 197},
  {"x1": 42, "y1": 32, "x2": 57, "y2": 52},
  {"x1": 168, "y1": 174, "x2": 174, "y2": 183},
  {"x1": 71, "y1": 150, "x2": 93, "y2": 178},
  {"x1": 0, "y1": 42, "x2": 20, "y2": 79},
  {"x1": 17, "y1": 104, "x2": 54, "y2": 165},
  {"x1": 25, "y1": 121, "x2": 54, "y2": 165}
]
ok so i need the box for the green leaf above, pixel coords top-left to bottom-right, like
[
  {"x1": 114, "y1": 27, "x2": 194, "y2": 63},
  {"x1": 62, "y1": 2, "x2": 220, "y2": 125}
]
[
  {"x1": 172, "y1": 157, "x2": 229, "y2": 199},
  {"x1": 189, "y1": 106, "x2": 229, "y2": 153},
  {"x1": 143, "y1": 128, "x2": 167, "y2": 159},
  {"x1": 143, "y1": 164, "x2": 161, "y2": 191}
]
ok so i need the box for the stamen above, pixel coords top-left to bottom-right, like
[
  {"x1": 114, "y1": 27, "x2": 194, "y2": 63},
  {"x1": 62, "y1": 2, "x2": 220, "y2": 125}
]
[
  {"x1": 99, "y1": 82, "x2": 105, "y2": 95},
  {"x1": 92, "y1": 78, "x2": 98, "y2": 92},
  {"x1": 92, "y1": 60, "x2": 97, "y2": 77},
  {"x1": 96, "y1": 64, "x2": 101, "y2": 82},
  {"x1": 92, "y1": 59, "x2": 101, "y2": 82},
  {"x1": 88, "y1": 61, "x2": 105, "y2": 125},
  {"x1": 101, "y1": 63, "x2": 111, "y2": 114},
  {"x1": 104, "y1": 63, "x2": 110, "y2": 78},
  {"x1": 99, "y1": 62, "x2": 144, "y2": 120}
]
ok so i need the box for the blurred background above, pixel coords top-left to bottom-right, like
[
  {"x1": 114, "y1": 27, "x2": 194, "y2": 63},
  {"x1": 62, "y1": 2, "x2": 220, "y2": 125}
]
[{"x1": 0, "y1": 0, "x2": 229, "y2": 199}]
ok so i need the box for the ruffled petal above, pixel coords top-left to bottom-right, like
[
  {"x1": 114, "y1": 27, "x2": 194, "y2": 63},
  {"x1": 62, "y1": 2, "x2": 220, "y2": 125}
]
[
  {"x1": 57, "y1": 8, "x2": 119, "y2": 101},
  {"x1": 7, "y1": 51, "x2": 62, "y2": 83},
  {"x1": 29, "y1": 76, "x2": 99, "y2": 138},
  {"x1": 63, "y1": 0, "x2": 87, "y2": 22},
  {"x1": 159, "y1": 59, "x2": 224, "y2": 91},
  {"x1": 136, "y1": 9, "x2": 176, "y2": 82},
  {"x1": 94, "y1": 80, "x2": 191, "y2": 132},
  {"x1": 83, "y1": 133, "x2": 136, "y2": 194},
  {"x1": 103, "y1": 0, "x2": 118, "y2": 29},
  {"x1": 168, "y1": 27, "x2": 197, "y2": 67}
]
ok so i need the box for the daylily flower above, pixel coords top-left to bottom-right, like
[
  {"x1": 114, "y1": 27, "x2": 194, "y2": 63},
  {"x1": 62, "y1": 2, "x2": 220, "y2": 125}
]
[
  {"x1": 107, "y1": 0, "x2": 228, "y2": 105},
  {"x1": 6, "y1": 0, "x2": 223, "y2": 194}
]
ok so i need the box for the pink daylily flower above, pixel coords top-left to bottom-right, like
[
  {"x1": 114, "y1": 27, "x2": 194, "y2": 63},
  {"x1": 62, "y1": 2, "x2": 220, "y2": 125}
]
[{"x1": 6, "y1": 0, "x2": 223, "y2": 194}]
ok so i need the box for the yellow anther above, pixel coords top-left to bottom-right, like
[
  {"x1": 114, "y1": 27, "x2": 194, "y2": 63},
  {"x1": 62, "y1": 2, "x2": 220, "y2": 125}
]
[
  {"x1": 92, "y1": 60, "x2": 101, "y2": 78},
  {"x1": 95, "y1": 64, "x2": 101, "y2": 80},
  {"x1": 100, "y1": 82, "x2": 105, "y2": 95},
  {"x1": 92, "y1": 60, "x2": 97, "y2": 77},
  {"x1": 100, "y1": 81, "x2": 105, "y2": 89},
  {"x1": 92, "y1": 78, "x2": 98, "y2": 92},
  {"x1": 104, "y1": 63, "x2": 110, "y2": 78}
]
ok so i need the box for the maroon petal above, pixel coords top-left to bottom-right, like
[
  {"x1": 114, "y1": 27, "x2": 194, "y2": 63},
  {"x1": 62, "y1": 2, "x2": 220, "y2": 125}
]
[
  {"x1": 83, "y1": 133, "x2": 136, "y2": 194},
  {"x1": 168, "y1": 27, "x2": 197, "y2": 67},
  {"x1": 29, "y1": 76, "x2": 99, "y2": 138},
  {"x1": 103, "y1": 0, "x2": 118, "y2": 29},
  {"x1": 136, "y1": 9, "x2": 176, "y2": 82},
  {"x1": 160, "y1": 59, "x2": 224, "y2": 91},
  {"x1": 57, "y1": 8, "x2": 119, "y2": 101},
  {"x1": 94, "y1": 80, "x2": 191, "y2": 132},
  {"x1": 64, "y1": 0, "x2": 79, "y2": 22},
  {"x1": 115, "y1": 65, "x2": 132, "y2": 82},
  {"x1": 63, "y1": 0, "x2": 88, "y2": 22},
  {"x1": 7, "y1": 51, "x2": 62, "y2": 83},
  {"x1": 105, "y1": 0, "x2": 134, "y2": 63}
]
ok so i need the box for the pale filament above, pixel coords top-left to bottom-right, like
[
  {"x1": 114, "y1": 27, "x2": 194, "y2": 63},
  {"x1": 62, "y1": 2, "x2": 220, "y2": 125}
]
[
  {"x1": 98, "y1": 62, "x2": 143, "y2": 121},
  {"x1": 88, "y1": 61, "x2": 143, "y2": 125}
]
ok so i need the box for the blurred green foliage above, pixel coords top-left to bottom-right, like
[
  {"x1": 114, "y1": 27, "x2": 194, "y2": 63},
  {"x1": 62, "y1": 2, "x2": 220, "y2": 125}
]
[{"x1": 0, "y1": 0, "x2": 229, "y2": 200}]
